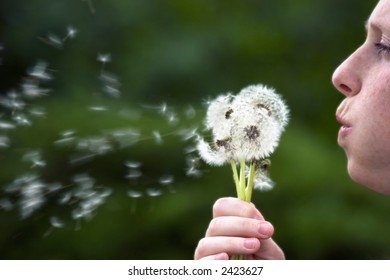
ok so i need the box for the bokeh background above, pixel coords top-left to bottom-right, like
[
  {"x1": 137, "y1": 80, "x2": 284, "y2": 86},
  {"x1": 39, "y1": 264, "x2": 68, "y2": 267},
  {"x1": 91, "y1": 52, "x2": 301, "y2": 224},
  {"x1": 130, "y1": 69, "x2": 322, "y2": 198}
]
[{"x1": 1, "y1": 0, "x2": 390, "y2": 260}]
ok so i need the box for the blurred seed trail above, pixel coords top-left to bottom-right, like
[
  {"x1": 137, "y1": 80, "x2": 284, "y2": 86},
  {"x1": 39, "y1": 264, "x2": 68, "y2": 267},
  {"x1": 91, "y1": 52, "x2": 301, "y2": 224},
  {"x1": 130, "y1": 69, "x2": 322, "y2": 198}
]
[
  {"x1": 0, "y1": 19, "x2": 209, "y2": 230},
  {"x1": 81, "y1": 0, "x2": 96, "y2": 14}
]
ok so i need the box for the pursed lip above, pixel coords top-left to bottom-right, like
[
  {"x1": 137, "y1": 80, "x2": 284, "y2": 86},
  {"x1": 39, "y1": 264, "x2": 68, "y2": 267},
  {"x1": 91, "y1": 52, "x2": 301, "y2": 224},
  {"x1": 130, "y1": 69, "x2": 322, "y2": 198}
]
[
  {"x1": 336, "y1": 113, "x2": 352, "y2": 140},
  {"x1": 336, "y1": 113, "x2": 350, "y2": 127}
]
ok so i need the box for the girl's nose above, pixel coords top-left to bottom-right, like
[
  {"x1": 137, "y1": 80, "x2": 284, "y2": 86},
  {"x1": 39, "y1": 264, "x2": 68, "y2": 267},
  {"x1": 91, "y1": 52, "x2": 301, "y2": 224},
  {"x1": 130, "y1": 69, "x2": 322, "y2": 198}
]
[{"x1": 332, "y1": 46, "x2": 364, "y2": 97}]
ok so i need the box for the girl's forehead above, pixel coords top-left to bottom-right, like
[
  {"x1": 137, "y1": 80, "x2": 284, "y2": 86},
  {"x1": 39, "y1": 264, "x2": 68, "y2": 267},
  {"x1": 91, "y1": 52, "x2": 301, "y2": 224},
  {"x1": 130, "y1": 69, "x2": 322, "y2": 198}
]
[{"x1": 369, "y1": 0, "x2": 390, "y2": 29}]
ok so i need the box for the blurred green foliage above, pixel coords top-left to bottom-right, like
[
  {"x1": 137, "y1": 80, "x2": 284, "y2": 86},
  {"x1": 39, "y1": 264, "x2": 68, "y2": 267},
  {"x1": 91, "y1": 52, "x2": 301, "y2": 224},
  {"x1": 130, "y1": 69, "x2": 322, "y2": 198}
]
[{"x1": 1, "y1": 0, "x2": 390, "y2": 260}]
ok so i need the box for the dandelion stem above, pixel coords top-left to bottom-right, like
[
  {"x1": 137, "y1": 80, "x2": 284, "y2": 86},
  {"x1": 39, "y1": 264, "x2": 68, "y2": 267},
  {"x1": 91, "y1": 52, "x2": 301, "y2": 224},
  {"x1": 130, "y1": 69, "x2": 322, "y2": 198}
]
[
  {"x1": 245, "y1": 161, "x2": 256, "y2": 202},
  {"x1": 230, "y1": 160, "x2": 240, "y2": 198},
  {"x1": 239, "y1": 158, "x2": 246, "y2": 200}
]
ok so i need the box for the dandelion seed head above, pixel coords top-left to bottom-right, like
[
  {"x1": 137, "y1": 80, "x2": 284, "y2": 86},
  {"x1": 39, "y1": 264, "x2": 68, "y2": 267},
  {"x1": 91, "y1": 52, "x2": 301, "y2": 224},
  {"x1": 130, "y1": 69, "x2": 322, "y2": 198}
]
[
  {"x1": 244, "y1": 159, "x2": 274, "y2": 191},
  {"x1": 236, "y1": 84, "x2": 289, "y2": 130},
  {"x1": 253, "y1": 175, "x2": 274, "y2": 191},
  {"x1": 244, "y1": 125, "x2": 260, "y2": 140},
  {"x1": 196, "y1": 138, "x2": 231, "y2": 166},
  {"x1": 198, "y1": 83, "x2": 289, "y2": 164},
  {"x1": 205, "y1": 93, "x2": 234, "y2": 138}
]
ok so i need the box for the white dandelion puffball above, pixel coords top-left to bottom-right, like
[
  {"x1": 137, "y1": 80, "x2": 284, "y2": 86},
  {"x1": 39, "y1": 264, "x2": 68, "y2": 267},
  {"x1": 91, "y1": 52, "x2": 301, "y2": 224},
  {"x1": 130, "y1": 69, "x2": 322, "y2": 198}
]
[{"x1": 197, "y1": 84, "x2": 289, "y2": 166}]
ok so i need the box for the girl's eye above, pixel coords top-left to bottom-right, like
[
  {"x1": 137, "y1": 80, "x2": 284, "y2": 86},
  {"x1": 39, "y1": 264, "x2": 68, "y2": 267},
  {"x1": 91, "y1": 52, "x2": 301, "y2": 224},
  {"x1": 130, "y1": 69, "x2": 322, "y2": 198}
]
[{"x1": 375, "y1": 42, "x2": 390, "y2": 55}]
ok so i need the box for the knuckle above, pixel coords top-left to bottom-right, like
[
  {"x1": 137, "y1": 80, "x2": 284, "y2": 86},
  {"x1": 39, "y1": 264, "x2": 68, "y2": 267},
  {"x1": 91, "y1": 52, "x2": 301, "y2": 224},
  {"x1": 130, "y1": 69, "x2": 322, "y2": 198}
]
[
  {"x1": 206, "y1": 217, "x2": 222, "y2": 236},
  {"x1": 194, "y1": 238, "x2": 208, "y2": 259},
  {"x1": 212, "y1": 197, "x2": 229, "y2": 216}
]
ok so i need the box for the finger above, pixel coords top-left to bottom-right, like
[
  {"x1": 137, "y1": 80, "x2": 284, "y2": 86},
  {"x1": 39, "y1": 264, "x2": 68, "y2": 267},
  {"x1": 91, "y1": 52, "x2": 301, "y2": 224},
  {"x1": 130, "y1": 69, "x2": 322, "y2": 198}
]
[
  {"x1": 206, "y1": 216, "x2": 274, "y2": 239},
  {"x1": 194, "y1": 236, "x2": 260, "y2": 260},
  {"x1": 254, "y1": 238, "x2": 285, "y2": 260},
  {"x1": 198, "y1": 253, "x2": 229, "y2": 260},
  {"x1": 213, "y1": 197, "x2": 264, "y2": 220}
]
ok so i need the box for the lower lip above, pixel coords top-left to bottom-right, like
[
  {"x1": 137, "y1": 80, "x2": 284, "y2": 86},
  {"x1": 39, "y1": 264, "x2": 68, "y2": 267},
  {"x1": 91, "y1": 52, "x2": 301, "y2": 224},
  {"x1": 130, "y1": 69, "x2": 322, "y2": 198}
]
[{"x1": 338, "y1": 126, "x2": 352, "y2": 140}]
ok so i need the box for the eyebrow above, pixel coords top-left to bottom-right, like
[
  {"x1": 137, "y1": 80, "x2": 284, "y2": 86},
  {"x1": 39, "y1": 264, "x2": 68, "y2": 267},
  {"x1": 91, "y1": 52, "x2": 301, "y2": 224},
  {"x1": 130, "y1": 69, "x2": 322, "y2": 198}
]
[{"x1": 365, "y1": 18, "x2": 383, "y2": 33}]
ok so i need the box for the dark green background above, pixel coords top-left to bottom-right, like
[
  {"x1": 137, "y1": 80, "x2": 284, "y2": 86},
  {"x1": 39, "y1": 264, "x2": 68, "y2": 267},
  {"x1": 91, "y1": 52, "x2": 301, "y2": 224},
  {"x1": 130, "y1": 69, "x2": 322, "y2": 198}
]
[{"x1": 1, "y1": 0, "x2": 389, "y2": 260}]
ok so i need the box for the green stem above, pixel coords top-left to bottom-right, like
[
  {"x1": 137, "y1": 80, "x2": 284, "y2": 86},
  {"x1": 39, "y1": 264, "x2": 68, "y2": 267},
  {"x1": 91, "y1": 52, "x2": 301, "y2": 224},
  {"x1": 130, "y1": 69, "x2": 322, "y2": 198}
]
[
  {"x1": 230, "y1": 160, "x2": 240, "y2": 198},
  {"x1": 230, "y1": 159, "x2": 253, "y2": 261},
  {"x1": 239, "y1": 158, "x2": 246, "y2": 201},
  {"x1": 245, "y1": 161, "x2": 256, "y2": 202}
]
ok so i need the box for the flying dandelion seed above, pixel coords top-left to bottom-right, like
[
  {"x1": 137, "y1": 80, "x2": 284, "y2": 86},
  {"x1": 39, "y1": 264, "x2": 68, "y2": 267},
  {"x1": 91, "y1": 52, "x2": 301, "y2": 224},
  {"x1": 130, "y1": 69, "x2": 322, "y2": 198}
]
[
  {"x1": 126, "y1": 169, "x2": 142, "y2": 180},
  {"x1": 54, "y1": 130, "x2": 77, "y2": 147},
  {"x1": 0, "y1": 198, "x2": 13, "y2": 211},
  {"x1": 152, "y1": 130, "x2": 163, "y2": 144},
  {"x1": 0, "y1": 135, "x2": 10, "y2": 148},
  {"x1": 28, "y1": 106, "x2": 47, "y2": 117},
  {"x1": 21, "y1": 79, "x2": 51, "y2": 98},
  {"x1": 39, "y1": 33, "x2": 63, "y2": 49},
  {"x1": 0, "y1": 121, "x2": 16, "y2": 130},
  {"x1": 44, "y1": 215, "x2": 66, "y2": 237},
  {"x1": 185, "y1": 105, "x2": 196, "y2": 119},
  {"x1": 158, "y1": 175, "x2": 174, "y2": 185},
  {"x1": 0, "y1": 91, "x2": 26, "y2": 111},
  {"x1": 146, "y1": 188, "x2": 162, "y2": 197},
  {"x1": 185, "y1": 155, "x2": 203, "y2": 178},
  {"x1": 158, "y1": 174, "x2": 175, "y2": 193},
  {"x1": 97, "y1": 53, "x2": 111, "y2": 71},
  {"x1": 63, "y1": 26, "x2": 78, "y2": 41},
  {"x1": 0, "y1": 16, "x2": 208, "y2": 231},
  {"x1": 57, "y1": 192, "x2": 72, "y2": 205},
  {"x1": 146, "y1": 188, "x2": 162, "y2": 212},
  {"x1": 88, "y1": 106, "x2": 108, "y2": 112},
  {"x1": 22, "y1": 150, "x2": 46, "y2": 168},
  {"x1": 109, "y1": 128, "x2": 140, "y2": 148},
  {"x1": 125, "y1": 160, "x2": 142, "y2": 169},
  {"x1": 50, "y1": 216, "x2": 65, "y2": 229},
  {"x1": 81, "y1": 0, "x2": 96, "y2": 14},
  {"x1": 28, "y1": 61, "x2": 53, "y2": 81},
  {"x1": 68, "y1": 154, "x2": 96, "y2": 166},
  {"x1": 127, "y1": 190, "x2": 143, "y2": 213},
  {"x1": 13, "y1": 113, "x2": 31, "y2": 126}
]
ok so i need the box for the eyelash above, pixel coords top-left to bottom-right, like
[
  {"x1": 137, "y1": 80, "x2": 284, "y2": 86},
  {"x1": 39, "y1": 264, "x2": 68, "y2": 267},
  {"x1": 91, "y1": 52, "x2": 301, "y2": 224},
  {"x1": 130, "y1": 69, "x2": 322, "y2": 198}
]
[{"x1": 375, "y1": 42, "x2": 390, "y2": 55}]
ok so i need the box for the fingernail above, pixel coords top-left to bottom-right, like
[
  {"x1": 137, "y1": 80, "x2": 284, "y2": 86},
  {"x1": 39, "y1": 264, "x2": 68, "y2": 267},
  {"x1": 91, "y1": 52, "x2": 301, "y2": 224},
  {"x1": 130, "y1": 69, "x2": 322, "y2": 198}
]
[
  {"x1": 243, "y1": 238, "x2": 258, "y2": 249},
  {"x1": 258, "y1": 221, "x2": 273, "y2": 237}
]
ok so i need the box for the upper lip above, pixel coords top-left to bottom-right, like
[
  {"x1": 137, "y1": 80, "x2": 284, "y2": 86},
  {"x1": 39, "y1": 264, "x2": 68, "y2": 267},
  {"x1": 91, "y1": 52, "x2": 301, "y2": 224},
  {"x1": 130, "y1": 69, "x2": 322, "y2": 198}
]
[{"x1": 336, "y1": 113, "x2": 351, "y2": 127}]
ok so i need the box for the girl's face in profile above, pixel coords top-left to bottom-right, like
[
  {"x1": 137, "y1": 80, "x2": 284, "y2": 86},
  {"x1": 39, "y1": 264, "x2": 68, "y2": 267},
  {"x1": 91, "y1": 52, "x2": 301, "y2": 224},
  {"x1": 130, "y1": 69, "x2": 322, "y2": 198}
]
[{"x1": 332, "y1": 0, "x2": 390, "y2": 195}]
